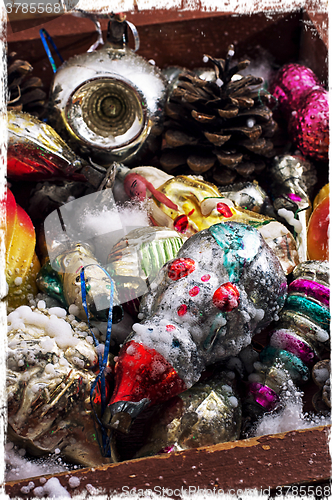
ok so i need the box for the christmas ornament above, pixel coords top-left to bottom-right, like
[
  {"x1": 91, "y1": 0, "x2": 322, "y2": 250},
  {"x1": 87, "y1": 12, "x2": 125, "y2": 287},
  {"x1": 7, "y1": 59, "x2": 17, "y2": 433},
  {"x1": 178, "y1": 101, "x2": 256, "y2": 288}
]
[
  {"x1": 160, "y1": 45, "x2": 276, "y2": 185},
  {"x1": 122, "y1": 165, "x2": 175, "y2": 207},
  {"x1": 37, "y1": 243, "x2": 123, "y2": 324},
  {"x1": 106, "y1": 226, "x2": 187, "y2": 314},
  {"x1": 124, "y1": 172, "x2": 299, "y2": 274},
  {"x1": 7, "y1": 110, "x2": 115, "y2": 189},
  {"x1": 313, "y1": 183, "x2": 329, "y2": 209},
  {"x1": 307, "y1": 186, "x2": 329, "y2": 261},
  {"x1": 3, "y1": 189, "x2": 40, "y2": 310},
  {"x1": 37, "y1": 184, "x2": 165, "y2": 323},
  {"x1": 311, "y1": 359, "x2": 330, "y2": 411},
  {"x1": 49, "y1": 13, "x2": 167, "y2": 167},
  {"x1": 135, "y1": 373, "x2": 241, "y2": 457},
  {"x1": 268, "y1": 154, "x2": 317, "y2": 262},
  {"x1": 7, "y1": 51, "x2": 47, "y2": 119},
  {"x1": 269, "y1": 63, "x2": 320, "y2": 121},
  {"x1": 6, "y1": 304, "x2": 113, "y2": 467},
  {"x1": 102, "y1": 221, "x2": 287, "y2": 433},
  {"x1": 288, "y1": 87, "x2": 329, "y2": 162},
  {"x1": 269, "y1": 63, "x2": 328, "y2": 163},
  {"x1": 217, "y1": 180, "x2": 275, "y2": 217},
  {"x1": 244, "y1": 260, "x2": 329, "y2": 421}
]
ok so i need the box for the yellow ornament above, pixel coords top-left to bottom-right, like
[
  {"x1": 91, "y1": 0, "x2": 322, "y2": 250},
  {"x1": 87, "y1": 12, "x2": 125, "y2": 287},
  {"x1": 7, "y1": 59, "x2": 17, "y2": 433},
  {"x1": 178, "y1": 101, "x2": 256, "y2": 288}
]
[
  {"x1": 313, "y1": 183, "x2": 329, "y2": 210},
  {"x1": 150, "y1": 175, "x2": 299, "y2": 274}
]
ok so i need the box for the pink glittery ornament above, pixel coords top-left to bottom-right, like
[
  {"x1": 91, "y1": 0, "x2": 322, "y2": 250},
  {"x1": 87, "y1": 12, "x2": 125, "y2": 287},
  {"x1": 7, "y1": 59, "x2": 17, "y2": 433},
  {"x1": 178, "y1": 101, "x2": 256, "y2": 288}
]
[
  {"x1": 269, "y1": 63, "x2": 320, "y2": 120},
  {"x1": 288, "y1": 87, "x2": 329, "y2": 162}
]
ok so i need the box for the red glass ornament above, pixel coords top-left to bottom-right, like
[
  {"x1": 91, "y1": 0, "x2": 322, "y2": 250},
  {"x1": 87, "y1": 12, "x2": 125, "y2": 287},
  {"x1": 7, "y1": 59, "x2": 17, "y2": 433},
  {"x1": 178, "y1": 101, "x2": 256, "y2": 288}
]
[
  {"x1": 91, "y1": 370, "x2": 113, "y2": 405},
  {"x1": 269, "y1": 63, "x2": 320, "y2": 120},
  {"x1": 216, "y1": 202, "x2": 233, "y2": 218},
  {"x1": 109, "y1": 340, "x2": 187, "y2": 408},
  {"x1": 212, "y1": 282, "x2": 240, "y2": 311},
  {"x1": 307, "y1": 195, "x2": 329, "y2": 260},
  {"x1": 288, "y1": 87, "x2": 329, "y2": 162},
  {"x1": 7, "y1": 144, "x2": 86, "y2": 182},
  {"x1": 168, "y1": 258, "x2": 196, "y2": 281}
]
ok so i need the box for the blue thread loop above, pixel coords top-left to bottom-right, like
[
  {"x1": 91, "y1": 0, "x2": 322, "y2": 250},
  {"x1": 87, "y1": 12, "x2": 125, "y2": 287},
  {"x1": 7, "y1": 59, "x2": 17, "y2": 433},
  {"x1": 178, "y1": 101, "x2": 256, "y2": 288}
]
[
  {"x1": 39, "y1": 29, "x2": 64, "y2": 73},
  {"x1": 80, "y1": 264, "x2": 115, "y2": 457}
]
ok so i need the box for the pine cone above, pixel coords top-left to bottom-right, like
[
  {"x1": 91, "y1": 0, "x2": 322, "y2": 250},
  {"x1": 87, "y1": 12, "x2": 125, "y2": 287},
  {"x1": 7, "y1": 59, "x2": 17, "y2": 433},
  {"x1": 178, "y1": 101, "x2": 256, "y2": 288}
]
[
  {"x1": 160, "y1": 45, "x2": 277, "y2": 186},
  {"x1": 7, "y1": 52, "x2": 47, "y2": 119}
]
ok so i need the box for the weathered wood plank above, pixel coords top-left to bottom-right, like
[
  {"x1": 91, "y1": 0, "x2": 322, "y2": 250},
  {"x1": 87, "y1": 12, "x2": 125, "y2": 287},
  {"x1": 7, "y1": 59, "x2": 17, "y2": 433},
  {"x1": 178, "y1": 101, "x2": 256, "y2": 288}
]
[{"x1": 5, "y1": 426, "x2": 331, "y2": 498}]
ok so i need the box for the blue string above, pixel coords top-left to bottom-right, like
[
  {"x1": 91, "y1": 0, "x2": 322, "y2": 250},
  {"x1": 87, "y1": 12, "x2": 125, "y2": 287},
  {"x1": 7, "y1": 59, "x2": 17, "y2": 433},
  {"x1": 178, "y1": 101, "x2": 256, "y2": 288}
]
[
  {"x1": 39, "y1": 28, "x2": 64, "y2": 74},
  {"x1": 80, "y1": 264, "x2": 114, "y2": 457}
]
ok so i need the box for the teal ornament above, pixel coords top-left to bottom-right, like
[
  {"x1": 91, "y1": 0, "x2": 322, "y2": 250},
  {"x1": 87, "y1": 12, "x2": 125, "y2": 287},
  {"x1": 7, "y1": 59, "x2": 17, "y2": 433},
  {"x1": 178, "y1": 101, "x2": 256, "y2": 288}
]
[
  {"x1": 260, "y1": 346, "x2": 310, "y2": 384},
  {"x1": 36, "y1": 260, "x2": 67, "y2": 308}
]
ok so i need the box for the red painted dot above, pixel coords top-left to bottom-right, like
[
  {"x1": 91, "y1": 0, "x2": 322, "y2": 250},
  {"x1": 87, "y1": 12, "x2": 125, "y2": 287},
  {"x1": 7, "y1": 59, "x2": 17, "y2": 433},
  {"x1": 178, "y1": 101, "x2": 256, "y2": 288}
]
[
  {"x1": 174, "y1": 214, "x2": 189, "y2": 233},
  {"x1": 188, "y1": 208, "x2": 195, "y2": 216},
  {"x1": 168, "y1": 258, "x2": 196, "y2": 281},
  {"x1": 189, "y1": 286, "x2": 200, "y2": 297},
  {"x1": 217, "y1": 202, "x2": 233, "y2": 218},
  {"x1": 213, "y1": 282, "x2": 240, "y2": 312},
  {"x1": 177, "y1": 304, "x2": 188, "y2": 316},
  {"x1": 166, "y1": 324, "x2": 176, "y2": 331},
  {"x1": 201, "y1": 274, "x2": 211, "y2": 282}
]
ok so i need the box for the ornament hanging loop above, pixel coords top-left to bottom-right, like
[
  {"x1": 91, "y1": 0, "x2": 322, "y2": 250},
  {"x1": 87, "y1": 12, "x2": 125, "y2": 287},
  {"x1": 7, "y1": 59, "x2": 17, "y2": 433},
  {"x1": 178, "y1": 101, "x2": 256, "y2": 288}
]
[{"x1": 107, "y1": 13, "x2": 140, "y2": 52}]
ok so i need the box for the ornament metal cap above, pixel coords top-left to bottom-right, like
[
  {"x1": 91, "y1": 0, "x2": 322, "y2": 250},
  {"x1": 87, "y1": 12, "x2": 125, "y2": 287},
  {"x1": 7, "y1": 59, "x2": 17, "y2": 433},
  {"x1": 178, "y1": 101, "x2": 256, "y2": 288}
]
[{"x1": 102, "y1": 399, "x2": 150, "y2": 433}]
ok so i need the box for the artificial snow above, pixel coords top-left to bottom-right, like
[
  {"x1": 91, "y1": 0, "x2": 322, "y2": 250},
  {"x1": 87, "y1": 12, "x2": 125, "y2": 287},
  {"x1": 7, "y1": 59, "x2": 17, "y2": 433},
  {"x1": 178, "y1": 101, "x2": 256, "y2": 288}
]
[
  {"x1": 5, "y1": 443, "x2": 68, "y2": 482},
  {"x1": 252, "y1": 384, "x2": 331, "y2": 438},
  {"x1": 68, "y1": 476, "x2": 81, "y2": 489},
  {"x1": 33, "y1": 477, "x2": 71, "y2": 498},
  {"x1": 277, "y1": 208, "x2": 302, "y2": 233}
]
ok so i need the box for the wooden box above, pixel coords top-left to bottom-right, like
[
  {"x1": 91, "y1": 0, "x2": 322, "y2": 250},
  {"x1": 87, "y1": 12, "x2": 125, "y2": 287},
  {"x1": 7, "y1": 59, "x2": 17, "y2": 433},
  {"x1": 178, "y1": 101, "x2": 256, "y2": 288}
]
[{"x1": 5, "y1": 4, "x2": 330, "y2": 497}]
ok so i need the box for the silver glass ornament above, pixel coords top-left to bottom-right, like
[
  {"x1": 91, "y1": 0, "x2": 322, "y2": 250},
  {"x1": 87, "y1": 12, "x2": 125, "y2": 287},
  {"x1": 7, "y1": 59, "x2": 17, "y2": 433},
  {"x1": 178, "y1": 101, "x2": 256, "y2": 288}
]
[
  {"x1": 269, "y1": 154, "x2": 317, "y2": 261},
  {"x1": 49, "y1": 15, "x2": 168, "y2": 166}
]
